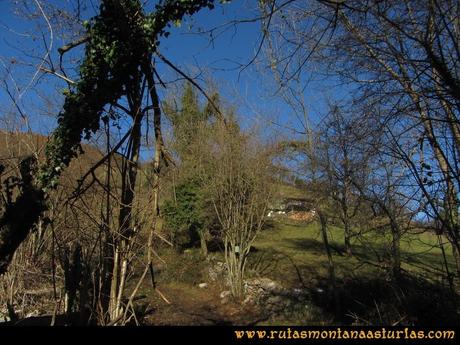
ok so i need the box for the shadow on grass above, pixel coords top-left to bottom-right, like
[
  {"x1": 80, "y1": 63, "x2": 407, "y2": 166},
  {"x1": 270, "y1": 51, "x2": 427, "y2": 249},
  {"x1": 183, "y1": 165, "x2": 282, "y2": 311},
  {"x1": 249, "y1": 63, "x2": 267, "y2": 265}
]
[
  {"x1": 247, "y1": 272, "x2": 460, "y2": 326},
  {"x1": 249, "y1": 236, "x2": 459, "y2": 326},
  {"x1": 287, "y1": 238, "x2": 346, "y2": 257},
  {"x1": 287, "y1": 237, "x2": 453, "y2": 275},
  {"x1": 308, "y1": 274, "x2": 460, "y2": 326}
]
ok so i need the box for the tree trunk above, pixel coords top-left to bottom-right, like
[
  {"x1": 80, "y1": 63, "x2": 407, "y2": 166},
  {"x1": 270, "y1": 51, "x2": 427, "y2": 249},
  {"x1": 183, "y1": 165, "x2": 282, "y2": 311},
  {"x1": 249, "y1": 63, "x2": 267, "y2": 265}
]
[
  {"x1": 452, "y1": 242, "x2": 460, "y2": 279},
  {"x1": 438, "y1": 235, "x2": 455, "y2": 293},
  {"x1": 199, "y1": 230, "x2": 208, "y2": 257},
  {"x1": 108, "y1": 72, "x2": 143, "y2": 324},
  {"x1": 318, "y1": 211, "x2": 340, "y2": 314},
  {"x1": 343, "y1": 219, "x2": 352, "y2": 257},
  {"x1": 225, "y1": 239, "x2": 244, "y2": 300},
  {"x1": 389, "y1": 217, "x2": 402, "y2": 280},
  {"x1": 108, "y1": 246, "x2": 120, "y2": 320},
  {"x1": 0, "y1": 157, "x2": 44, "y2": 275},
  {"x1": 62, "y1": 243, "x2": 82, "y2": 323}
]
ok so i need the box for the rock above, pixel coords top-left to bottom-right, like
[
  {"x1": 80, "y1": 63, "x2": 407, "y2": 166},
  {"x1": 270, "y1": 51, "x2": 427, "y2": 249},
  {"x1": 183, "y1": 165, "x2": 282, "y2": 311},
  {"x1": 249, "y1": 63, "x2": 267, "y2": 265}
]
[
  {"x1": 198, "y1": 283, "x2": 208, "y2": 288},
  {"x1": 245, "y1": 277, "x2": 281, "y2": 293},
  {"x1": 220, "y1": 290, "x2": 231, "y2": 299},
  {"x1": 291, "y1": 288, "x2": 309, "y2": 301},
  {"x1": 25, "y1": 310, "x2": 39, "y2": 318},
  {"x1": 208, "y1": 261, "x2": 227, "y2": 282},
  {"x1": 242, "y1": 277, "x2": 313, "y2": 315},
  {"x1": 242, "y1": 277, "x2": 283, "y2": 305},
  {"x1": 220, "y1": 290, "x2": 232, "y2": 305},
  {"x1": 266, "y1": 295, "x2": 284, "y2": 305},
  {"x1": 0, "y1": 309, "x2": 10, "y2": 323},
  {"x1": 243, "y1": 296, "x2": 252, "y2": 305}
]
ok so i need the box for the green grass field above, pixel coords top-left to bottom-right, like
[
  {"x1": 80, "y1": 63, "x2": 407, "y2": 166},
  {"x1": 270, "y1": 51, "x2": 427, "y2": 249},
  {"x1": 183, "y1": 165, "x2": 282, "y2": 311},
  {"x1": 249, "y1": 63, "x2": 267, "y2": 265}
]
[
  {"x1": 245, "y1": 217, "x2": 458, "y2": 325},
  {"x1": 249, "y1": 218, "x2": 456, "y2": 287},
  {"x1": 142, "y1": 216, "x2": 458, "y2": 326}
]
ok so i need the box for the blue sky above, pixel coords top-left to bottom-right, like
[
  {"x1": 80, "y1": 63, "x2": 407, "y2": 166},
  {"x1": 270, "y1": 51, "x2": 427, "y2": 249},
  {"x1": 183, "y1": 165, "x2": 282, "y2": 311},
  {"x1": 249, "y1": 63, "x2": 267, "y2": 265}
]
[
  {"x1": 0, "y1": 0, "x2": 428, "y2": 216},
  {"x1": 0, "y1": 0, "x2": 340, "y2": 148}
]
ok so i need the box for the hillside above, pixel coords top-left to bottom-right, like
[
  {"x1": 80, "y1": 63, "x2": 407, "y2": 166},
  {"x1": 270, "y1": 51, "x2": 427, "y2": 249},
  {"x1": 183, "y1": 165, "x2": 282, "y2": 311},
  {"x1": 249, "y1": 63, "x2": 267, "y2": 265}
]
[{"x1": 129, "y1": 185, "x2": 459, "y2": 326}]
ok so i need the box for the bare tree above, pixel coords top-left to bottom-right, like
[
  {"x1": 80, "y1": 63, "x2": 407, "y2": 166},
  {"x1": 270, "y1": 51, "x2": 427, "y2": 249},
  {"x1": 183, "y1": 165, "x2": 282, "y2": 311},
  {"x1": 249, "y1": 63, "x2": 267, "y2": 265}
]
[
  {"x1": 319, "y1": 105, "x2": 372, "y2": 256},
  {"x1": 260, "y1": 0, "x2": 460, "y2": 279},
  {"x1": 208, "y1": 120, "x2": 273, "y2": 299}
]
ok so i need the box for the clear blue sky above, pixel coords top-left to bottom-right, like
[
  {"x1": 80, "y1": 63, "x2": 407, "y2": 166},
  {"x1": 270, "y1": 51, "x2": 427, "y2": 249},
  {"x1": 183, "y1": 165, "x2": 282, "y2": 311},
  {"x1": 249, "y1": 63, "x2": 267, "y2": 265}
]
[{"x1": 0, "y1": 0, "x2": 340, "y2": 148}]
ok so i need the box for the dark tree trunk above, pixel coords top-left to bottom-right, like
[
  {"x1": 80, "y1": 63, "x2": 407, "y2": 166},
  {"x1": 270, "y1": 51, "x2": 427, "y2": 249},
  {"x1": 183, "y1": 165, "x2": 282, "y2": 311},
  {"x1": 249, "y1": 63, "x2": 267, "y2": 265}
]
[
  {"x1": 200, "y1": 231, "x2": 208, "y2": 257},
  {"x1": 318, "y1": 210, "x2": 340, "y2": 314},
  {"x1": 452, "y1": 242, "x2": 460, "y2": 279},
  {"x1": 343, "y1": 219, "x2": 352, "y2": 257},
  {"x1": 389, "y1": 217, "x2": 402, "y2": 280},
  {"x1": 0, "y1": 157, "x2": 45, "y2": 275}
]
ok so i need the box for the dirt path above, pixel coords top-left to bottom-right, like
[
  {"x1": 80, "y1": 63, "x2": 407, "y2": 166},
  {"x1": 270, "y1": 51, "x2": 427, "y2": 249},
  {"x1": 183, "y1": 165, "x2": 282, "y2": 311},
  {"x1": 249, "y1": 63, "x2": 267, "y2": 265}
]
[{"x1": 143, "y1": 282, "x2": 260, "y2": 326}]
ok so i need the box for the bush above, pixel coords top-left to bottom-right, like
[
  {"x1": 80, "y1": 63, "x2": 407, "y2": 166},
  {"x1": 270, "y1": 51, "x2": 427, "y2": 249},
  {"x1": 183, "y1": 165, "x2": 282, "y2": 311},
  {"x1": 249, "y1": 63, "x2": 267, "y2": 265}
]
[{"x1": 163, "y1": 178, "x2": 212, "y2": 252}]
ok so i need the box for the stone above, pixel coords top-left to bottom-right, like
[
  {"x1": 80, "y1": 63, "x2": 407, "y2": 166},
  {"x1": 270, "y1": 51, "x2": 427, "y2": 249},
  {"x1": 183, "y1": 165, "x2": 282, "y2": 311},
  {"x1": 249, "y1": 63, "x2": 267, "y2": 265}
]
[
  {"x1": 220, "y1": 290, "x2": 231, "y2": 299},
  {"x1": 198, "y1": 283, "x2": 208, "y2": 288},
  {"x1": 243, "y1": 296, "x2": 252, "y2": 305},
  {"x1": 208, "y1": 261, "x2": 227, "y2": 282},
  {"x1": 0, "y1": 309, "x2": 10, "y2": 323},
  {"x1": 25, "y1": 310, "x2": 39, "y2": 318},
  {"x1": 245, "y1": 277, "x2": 280, "y2": 293}
]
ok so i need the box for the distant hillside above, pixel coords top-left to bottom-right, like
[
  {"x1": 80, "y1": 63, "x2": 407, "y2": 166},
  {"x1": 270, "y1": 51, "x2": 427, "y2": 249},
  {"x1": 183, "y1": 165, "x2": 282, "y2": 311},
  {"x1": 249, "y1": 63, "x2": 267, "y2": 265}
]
[
  {"x1": 0, "y1": 130, "x2": 48, "y2": 160},
  {"x1": 0, "y1": 130, "x2": 105, "y2": 162},
  {"x1": 274, "y1": 183, "x2": 306, "y2": 199},
  {"x1": 0, "y1": 131, "x2": 106, "y2": 189}
]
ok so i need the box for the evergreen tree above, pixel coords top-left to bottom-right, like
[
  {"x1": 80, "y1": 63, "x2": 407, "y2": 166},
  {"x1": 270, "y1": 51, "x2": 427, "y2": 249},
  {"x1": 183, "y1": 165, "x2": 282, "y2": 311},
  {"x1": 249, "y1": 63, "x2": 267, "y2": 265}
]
[{"x1": 163, "y1": 83, "x2": 219, "y2": 256}]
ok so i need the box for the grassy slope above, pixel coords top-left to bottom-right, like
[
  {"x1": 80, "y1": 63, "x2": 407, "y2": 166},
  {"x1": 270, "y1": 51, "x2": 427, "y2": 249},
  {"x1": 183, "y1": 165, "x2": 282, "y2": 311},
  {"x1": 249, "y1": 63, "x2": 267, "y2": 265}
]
[
  {"x1": 247, "y1": 217, "x2": 458, "y2": 325},
  {"x1": 141, "y1": 183, "x2": 459, "y2": 325},
  {"x1": 273, "y1": 183, "x2": 308, "y2": 199},
  {"x1": 251, "y1": 218, "x2": 456, "y2": 286},
  {"x1": 256, "y1": 182, "x2": 455, "y2": 285}
]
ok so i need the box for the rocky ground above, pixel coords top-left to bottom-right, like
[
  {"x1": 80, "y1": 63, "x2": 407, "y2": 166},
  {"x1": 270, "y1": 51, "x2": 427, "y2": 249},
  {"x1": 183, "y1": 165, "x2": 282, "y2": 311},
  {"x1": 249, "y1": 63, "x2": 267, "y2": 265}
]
[{"x1": 143, "y1": 257, "x2": 325, "y2": 326}]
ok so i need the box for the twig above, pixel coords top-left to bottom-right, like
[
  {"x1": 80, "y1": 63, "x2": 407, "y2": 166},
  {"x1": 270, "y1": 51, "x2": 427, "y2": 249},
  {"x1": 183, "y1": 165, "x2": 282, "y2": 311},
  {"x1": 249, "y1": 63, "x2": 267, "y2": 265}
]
[
  {"x1": 19, "y1": 0, "x2": 53, "y2": 101},
  {"x1": 67, "y1": 127, "x2": 132, "y2": 201},
  {"x1": 156, "y1": 52, "x2": 226, "y2": 124},
  {"x1": 154, "y1": 231, "x2": 173, "y2": 247},
  {"x1": 39, "y1": 67, "x2": 76, "y2": 85},
  {"x1": 58, "y1": 36, "x2": 88, "y2": 55},
  {"x1": 155, "y1": 287, "x2": 171, "y2": 304}
]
